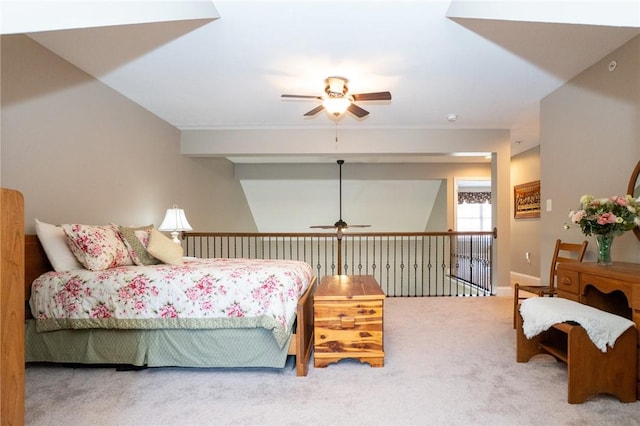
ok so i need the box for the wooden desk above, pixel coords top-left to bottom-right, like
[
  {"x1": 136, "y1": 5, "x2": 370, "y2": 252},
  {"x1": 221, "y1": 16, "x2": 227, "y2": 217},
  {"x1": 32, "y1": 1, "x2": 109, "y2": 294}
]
[
  {"x1": 557, "y1": 262, "x2": 640, "y2": 399},
  {"x1": 314, "y1": 275, "x2": 385, "y2": 368}
]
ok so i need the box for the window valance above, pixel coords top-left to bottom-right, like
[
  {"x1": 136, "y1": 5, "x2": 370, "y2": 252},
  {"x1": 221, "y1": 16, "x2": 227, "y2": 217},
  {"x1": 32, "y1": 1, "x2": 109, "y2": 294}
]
[{"x1": 458, "y1": 192, "x2": 491, "y2": 205}]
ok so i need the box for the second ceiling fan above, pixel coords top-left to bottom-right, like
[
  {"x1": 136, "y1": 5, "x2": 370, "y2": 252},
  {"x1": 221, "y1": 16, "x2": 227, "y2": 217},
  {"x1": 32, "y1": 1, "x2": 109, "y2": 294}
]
[
  {"x1": 310, "y1": 160, "x2": 371, "y2": 231},
  {"x1": 282, "y1": 76, "x2": 391, "y2": 118}
]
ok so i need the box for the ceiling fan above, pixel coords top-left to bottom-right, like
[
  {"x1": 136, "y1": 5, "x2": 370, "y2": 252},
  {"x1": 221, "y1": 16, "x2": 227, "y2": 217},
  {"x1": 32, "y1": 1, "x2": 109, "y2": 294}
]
[
  {"x1": 310, "y1": 160, "x2": 371, "y2": 231},
  {"x1": 281, "y1": 76, "x2": 391, "y2": 118}
]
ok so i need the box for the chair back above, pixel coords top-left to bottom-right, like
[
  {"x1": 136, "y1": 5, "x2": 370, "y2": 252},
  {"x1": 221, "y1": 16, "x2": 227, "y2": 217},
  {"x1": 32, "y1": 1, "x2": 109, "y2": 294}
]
[{"x1": 548, "y1": 239, "x2": 588, "y2": 291}]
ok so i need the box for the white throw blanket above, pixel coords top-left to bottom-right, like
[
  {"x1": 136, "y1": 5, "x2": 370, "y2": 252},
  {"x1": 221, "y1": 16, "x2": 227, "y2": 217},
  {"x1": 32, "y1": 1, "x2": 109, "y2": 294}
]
[{"x1": 519, "y1": 297, "x2": 635, "y2": 352}]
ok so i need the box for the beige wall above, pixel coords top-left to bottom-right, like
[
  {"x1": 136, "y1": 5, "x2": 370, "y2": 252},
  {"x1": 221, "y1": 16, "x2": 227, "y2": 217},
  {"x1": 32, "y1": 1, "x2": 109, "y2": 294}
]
[
  {"x1": 510, "y1": 146, "x2": 541, "y2": 276},
  {"x1": 1, "y1": 34, "x2": 512, "y2": 289},
  {"x1": 540, "y1": 34, "x2": 640, "y2": 272},
  {"x1": 0, "y1": 35, "x2": 255, "y2": 233},
  {"x1": 425, "y1": 180, "x2": 447, "y2": 232}
]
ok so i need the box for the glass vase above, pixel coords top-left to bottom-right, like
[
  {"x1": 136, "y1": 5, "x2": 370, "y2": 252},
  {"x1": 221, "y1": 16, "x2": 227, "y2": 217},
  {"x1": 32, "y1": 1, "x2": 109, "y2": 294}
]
[{"x1": 595, "y1": 234, "x2": 614, "y2": 266}]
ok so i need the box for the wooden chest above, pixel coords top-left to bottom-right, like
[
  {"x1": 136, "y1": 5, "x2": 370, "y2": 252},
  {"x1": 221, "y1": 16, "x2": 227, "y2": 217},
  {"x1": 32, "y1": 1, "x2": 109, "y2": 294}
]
[{"x1": 314, "y1": 275, "x2": 385, "y2": 368}]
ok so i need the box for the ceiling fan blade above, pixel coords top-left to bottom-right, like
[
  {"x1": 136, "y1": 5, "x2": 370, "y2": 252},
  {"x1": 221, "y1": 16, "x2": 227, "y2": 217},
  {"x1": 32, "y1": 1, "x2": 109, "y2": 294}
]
[
  {"x1": 310, "y1": 224, "x2": 370, "y2": 230},
  {"x1": 281, "y1": 94, "x2": 322, "y2": 99},
  {"x1": 347, "y1": 103, "x2": 369, "y2": 118},
  {"x1": 351, "y1": 91, "x2": 392, "y2": 101},
  {"x1": 304, "y1": 105, "x2": 325, "y2": 116}
]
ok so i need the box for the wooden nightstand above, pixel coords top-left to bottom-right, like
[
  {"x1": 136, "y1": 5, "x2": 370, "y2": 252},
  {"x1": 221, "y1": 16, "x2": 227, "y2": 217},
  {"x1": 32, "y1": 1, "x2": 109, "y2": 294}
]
[{"x1": 314, "y1": 275, "x2": 385, "y2": 368}]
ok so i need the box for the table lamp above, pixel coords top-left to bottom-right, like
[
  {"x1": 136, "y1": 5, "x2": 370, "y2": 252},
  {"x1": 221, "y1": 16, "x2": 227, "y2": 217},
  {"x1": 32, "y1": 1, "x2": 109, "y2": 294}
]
[{"x1": 158, "y1": 205, "x2": 193, "y2": 243}]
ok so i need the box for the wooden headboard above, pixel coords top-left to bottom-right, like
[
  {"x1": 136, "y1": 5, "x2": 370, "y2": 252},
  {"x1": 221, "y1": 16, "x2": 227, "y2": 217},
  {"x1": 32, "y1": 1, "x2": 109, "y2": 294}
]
[{"x1": 24, "y1": 235, "x2": 52, "y2": 319}]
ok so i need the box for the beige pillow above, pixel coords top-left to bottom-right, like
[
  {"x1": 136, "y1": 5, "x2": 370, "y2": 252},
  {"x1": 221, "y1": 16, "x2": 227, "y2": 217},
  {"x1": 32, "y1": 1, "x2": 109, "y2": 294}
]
[{"x1": 147, "y1": 228, "x2": 183, "y2": 265}]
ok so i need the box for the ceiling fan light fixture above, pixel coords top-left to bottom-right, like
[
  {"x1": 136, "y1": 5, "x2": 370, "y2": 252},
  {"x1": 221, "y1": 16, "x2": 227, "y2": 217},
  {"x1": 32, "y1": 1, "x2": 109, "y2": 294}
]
[
  {"x1": 282, "y1": 76, "x2": 389, "y2": 119},
  {"x1": 325, "y1": 76, "x2": 348, "y2": 96},
  {"x1": 322, "y1": 97, "x2": 351, "y2": 116}
]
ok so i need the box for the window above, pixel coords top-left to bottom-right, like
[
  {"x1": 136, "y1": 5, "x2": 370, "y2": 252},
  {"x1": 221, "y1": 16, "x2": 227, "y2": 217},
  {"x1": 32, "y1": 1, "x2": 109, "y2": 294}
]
[
  {"x1": 457, "y1": 201, "x2": 492, "y2": 231},
  {"x1": 456, "y1": 182, "x2": 492, "y2": 231}
]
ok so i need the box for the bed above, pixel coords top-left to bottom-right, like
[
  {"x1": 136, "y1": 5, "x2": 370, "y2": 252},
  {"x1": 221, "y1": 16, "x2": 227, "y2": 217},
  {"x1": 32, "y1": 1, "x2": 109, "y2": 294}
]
[{"x1": 24, "y1": 234, "x2": 317, "y2": 376}]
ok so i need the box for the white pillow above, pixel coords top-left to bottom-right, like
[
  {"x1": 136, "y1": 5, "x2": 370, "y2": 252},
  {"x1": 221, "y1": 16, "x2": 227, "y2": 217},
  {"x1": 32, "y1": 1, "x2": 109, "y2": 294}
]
[
  {"x1": 35, "y1": 219, "x2": 84, "y2": 272},
  {"x1": 147, "y1": 228, "x2": 184, "y2": 265}
]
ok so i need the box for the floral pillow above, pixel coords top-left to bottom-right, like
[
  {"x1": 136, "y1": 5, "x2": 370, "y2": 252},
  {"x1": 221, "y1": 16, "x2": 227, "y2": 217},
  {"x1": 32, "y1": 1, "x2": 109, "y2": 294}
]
[
  {"x1": 61, "y1": 224, "x2": 133, "y2": 271},
  {"x1": 117, "y1": 225, "x2": 162, "y2": 266}
]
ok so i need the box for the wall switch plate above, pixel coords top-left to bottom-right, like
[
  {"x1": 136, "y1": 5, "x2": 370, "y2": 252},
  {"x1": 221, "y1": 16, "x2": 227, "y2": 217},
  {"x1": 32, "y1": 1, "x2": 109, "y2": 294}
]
[{"x1": 546, "y1": 199, "x2": 552, "y2": 212}]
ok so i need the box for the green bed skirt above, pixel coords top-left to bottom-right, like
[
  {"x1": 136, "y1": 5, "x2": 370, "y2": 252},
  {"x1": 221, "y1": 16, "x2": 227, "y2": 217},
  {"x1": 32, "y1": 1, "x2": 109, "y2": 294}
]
[{"x1": 25, "y1": 320, "x2": 293, "y2": 369}]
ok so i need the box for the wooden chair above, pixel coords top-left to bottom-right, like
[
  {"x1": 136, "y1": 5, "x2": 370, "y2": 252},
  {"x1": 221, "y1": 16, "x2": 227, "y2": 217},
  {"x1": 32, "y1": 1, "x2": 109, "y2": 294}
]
[{"x1": 513, "y1": 239, "x2": 588, "y2": 328}]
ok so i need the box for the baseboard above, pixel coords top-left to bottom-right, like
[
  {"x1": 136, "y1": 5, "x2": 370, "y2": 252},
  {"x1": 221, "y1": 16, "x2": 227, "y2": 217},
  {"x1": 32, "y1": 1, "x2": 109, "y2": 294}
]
[
  {"x1": 494, "y1": 286, "x2": 512, "y2": 297},
  {"x1": 497, "y1": 272, "x2": 541, "y2": 298},
  {"x1": 510, "y1": 271, "x2": 540, "y2": 287}
]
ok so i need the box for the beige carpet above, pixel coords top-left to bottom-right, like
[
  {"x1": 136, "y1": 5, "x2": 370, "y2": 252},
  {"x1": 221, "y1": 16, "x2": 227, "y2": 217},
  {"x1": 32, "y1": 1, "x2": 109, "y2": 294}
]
[{"x1": 25, "y1": 297, "x2": 640, "y2": 426}]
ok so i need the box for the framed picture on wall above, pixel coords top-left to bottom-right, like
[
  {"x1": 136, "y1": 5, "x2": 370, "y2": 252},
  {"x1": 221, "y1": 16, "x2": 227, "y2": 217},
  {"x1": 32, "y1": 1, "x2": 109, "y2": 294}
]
[{"x1": 514, "y1": 180, "x2": 541, "y2": 219}]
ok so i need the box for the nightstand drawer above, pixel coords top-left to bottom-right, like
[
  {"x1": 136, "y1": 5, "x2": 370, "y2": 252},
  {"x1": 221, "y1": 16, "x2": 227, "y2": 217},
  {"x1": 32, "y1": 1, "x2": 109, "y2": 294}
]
[
  {"x1": 314, "y1": 327, "x2": 383, "y2": 354},
  {"x1": 314, "y1": 311, "x2": 383, "y2": 330},
  {"x1": 314, "y1": 300, "x2": 383, "y2": 322}
]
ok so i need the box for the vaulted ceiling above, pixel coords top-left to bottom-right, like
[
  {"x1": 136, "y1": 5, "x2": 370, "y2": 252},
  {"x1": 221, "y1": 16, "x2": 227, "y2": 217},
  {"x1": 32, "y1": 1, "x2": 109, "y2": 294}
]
[
  {"x1": 3, "y1": 1, "x2": 639, "y2": 232},
  {"x1": 3, "y1": 1, "x2": 639, "y2": 161}
]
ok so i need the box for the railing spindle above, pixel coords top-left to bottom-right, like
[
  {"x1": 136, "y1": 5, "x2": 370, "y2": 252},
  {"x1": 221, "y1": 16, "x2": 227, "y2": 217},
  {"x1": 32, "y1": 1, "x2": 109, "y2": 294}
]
[{"x1": 183, "y1": 231, "x2": 495, "y2": 297}]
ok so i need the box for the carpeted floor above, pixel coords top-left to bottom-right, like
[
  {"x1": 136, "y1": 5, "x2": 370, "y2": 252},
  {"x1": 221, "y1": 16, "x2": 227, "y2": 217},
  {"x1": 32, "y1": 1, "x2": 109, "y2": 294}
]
[{"x1": 25, "y1": 297, "x2": 640, "y2": 426}]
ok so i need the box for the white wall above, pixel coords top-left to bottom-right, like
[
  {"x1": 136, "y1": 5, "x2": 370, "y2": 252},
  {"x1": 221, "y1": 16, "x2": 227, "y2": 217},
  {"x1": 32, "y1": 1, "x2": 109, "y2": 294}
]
[{"x1": 234, "y1": 162, "x2": 491, "y2": 233}]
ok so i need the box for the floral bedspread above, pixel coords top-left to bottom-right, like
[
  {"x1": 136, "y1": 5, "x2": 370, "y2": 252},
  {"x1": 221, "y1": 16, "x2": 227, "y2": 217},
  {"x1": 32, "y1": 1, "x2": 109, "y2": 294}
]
[{"x1": 30, "y1": 258, "x2": 314, "y2": 348}]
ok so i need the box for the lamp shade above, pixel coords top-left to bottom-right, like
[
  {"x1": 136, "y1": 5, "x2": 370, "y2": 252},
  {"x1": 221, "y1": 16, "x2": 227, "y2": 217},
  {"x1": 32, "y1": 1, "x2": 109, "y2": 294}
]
[
  {"x1": 322, "y1": 97, "x2": 350, "y2": 116},
  {"x1": 158, "y1": 205, "x2": 192, "y2": 243}
]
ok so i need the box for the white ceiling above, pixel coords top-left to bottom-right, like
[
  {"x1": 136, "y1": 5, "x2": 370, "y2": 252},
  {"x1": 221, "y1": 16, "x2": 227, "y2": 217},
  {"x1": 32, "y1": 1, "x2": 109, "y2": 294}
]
[
  {"x1": 8, "y1": 0, "x2": 640, "y2": 162},
  {"x1": 5, "y1": 1, "x2": 639, "y2": 232}
]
